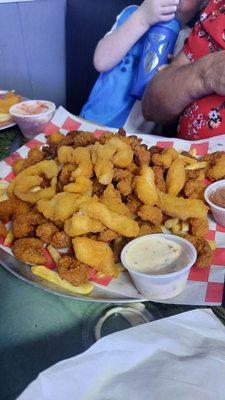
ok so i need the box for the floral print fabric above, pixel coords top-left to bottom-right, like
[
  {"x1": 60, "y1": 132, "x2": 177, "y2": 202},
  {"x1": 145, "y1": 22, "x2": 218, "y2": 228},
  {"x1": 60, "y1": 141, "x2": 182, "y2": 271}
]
[{"x1": 177, "y1": 0, "x2": 225, "y2": 140}]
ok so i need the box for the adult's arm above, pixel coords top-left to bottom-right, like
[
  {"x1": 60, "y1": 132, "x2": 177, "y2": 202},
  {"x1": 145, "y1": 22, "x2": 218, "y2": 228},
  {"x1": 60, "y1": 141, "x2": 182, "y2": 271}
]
[{"x1": 142, "y1": 50, "x2": 225, "y2": 124}]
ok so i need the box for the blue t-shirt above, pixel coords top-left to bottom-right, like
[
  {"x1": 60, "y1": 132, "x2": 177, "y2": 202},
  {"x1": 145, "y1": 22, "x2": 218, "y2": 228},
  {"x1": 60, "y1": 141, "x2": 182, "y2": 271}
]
[{"x1": 80, "y1": 6, "x2": 147, "y2": 129}]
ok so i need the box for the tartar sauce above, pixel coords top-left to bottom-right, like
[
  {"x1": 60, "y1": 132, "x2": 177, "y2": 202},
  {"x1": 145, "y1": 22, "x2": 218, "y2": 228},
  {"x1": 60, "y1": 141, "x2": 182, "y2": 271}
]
[{"x1": 125, "y1": 237, "x2": 188, "y2": 275}]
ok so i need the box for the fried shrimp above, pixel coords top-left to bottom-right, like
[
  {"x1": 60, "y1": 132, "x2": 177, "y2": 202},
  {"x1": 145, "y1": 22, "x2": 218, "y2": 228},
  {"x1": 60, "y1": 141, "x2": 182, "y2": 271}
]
[
  {"x1": 101, "y1": 184, "x2": 131, "y2": 216},
  {"x1": 113, "y1": 168, "x2": 133, "y2": 196},
  {"x1": 64, "y1": 176, "x2": 93, "y2": 195},
  {"x1": 58, "y1": 146, "x2": 93, "y2": 178},
  {"x1": 9, "y1": 160, "x2": 58, "y2": 204},
  {"x1": 12, "y1": 148, "x2": 45, "y2": 175},
  {"x1": 97, "y1": 229, "x2": 120, "y2": 242},
  {"x1": 189, "y1": 218, "x2": 209, "y2": 238},
  {"x1": 133, "y1": 165, "x2": 158, "y2": 206},
  {"x1": 181, "y1": 234, "x2": 212, "y2": 268},
  {"x1": 0, "y1": 221, "x2": 7, "y2": 237},
  {"x1": 152, "y1": 166, "x2": 166, "y2": 192},
  {"x1": 206, "y1": 153, "x2": 225, "y2": 181},
  {"x1": 166, "y1": 159, "x2": 186, "y2": 196},
  {"x1": 128, "y1": 136, "x2": 150, "y2": 166},
  {"x1": 12, "y1": 212, "x2": 46, "y2": 239},
  {"x1": 184, "y1": 179, "x2": 206, "y2": 200},
  {"x1": 80, "y1": 200, "x2": 139, "y2": 237},
  {"x1": 92, "y1": 137, "x2": 133, "y2": 185},
  {"x1": 43, "y1": 131, "x2": 96, "y2": 159},
  {"x1": 36, "y1": 222, "x2": 58, "y2": 243},
  {"x1": 12, "y1": 238, "x2": 46, "y2": 265},
  {"x1": 57, "y1": 256, "x2": 88, "y2": 286},
  {"x1": 0, "y1": 196, "x2": 32, "y2": 223},
  {"x1": 125, "y1": 194, "x2": 142, "y2": 216},
  {"x1": 92, "y1": 142, "x2": 114, "y2": 185},
  {"x1": 58, "y1": 164, "x2": 75, "y2": 187},
  {"x1": 151, "y1": 147, "x2": 178, "y2": 169}
]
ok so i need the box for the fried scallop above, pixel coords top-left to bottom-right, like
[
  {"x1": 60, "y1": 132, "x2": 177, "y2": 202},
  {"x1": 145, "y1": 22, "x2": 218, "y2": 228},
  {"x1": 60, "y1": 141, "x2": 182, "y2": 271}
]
[
  {"x1": 12, "y1": 238, "x2": 46, "y2": 265},
  {"x1": 57, "y1": 256, "x2": 88, "y2": 286}
]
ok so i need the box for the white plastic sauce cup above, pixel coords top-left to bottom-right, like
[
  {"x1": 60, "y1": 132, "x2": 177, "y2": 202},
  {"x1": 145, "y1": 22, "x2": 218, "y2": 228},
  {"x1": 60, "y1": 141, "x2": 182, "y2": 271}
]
[
  {"x1": 121, "y1": 234, "x2": 197, "y2": 301},
  {"x1": 9, "y1": 100, "x2": 56, "y2": 139},
  {"x1": 204, "y1": 180, "x2": 225, "y2": 227}
]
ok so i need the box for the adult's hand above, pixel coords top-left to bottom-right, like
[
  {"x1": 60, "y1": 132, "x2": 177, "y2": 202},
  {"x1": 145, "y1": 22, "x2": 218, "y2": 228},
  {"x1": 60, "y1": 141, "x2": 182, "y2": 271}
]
[{"x1": 142, "y1": 50, "x2": 225, "y2": 125}]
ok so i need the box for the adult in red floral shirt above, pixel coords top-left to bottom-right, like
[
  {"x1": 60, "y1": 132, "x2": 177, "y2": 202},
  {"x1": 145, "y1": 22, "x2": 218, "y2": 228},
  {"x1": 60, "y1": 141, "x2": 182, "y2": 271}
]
[{"x1": 143, "y1": 0, "x2": 225, "y2": 140}]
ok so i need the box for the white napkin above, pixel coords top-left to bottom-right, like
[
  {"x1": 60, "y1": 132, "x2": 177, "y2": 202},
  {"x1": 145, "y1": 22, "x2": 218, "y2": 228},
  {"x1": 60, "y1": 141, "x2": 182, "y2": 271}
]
[{"x1": 18, "y1": 309, "x2": 225, "y2": 400}]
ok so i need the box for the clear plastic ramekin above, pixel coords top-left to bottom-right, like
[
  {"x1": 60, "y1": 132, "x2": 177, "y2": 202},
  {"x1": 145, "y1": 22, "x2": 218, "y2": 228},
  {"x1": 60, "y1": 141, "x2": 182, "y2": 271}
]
[
  {"x1": 121, "y1": 234, "x2": 197, "y2": 301},
  {"x1": 9, "y1": 100, "x2": 56, "y2": 139},
  {"x1": 204, "y1": 180, "x2": 225, "y2": 227}
]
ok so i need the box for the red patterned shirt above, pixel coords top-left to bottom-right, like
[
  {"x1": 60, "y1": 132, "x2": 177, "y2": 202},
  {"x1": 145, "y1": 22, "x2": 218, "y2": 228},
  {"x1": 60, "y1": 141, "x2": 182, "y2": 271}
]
[{"x1": 177, "y1": 0, "x2": 225, "y2": 140}]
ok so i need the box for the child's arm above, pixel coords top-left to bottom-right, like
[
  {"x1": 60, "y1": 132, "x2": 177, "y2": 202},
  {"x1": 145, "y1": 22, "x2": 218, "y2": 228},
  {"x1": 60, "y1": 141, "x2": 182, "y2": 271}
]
[{"x1": 94, "y1": 0, "x2": 179, "y2": 72}]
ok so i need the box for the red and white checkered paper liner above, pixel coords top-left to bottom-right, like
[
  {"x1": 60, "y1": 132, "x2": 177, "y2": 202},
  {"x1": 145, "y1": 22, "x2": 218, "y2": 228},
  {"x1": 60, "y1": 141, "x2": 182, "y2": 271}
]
[{"x1": 1, "y1": 106, "x2": 225, "y2": 305}]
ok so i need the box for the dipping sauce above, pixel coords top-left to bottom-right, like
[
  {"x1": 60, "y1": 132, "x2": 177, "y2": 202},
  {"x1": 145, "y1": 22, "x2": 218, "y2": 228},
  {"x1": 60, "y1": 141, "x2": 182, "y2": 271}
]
[
  {"x1": 12, "y1": 101, "x2": 53, "y2": 116},
  {"x1": 209, "y1": 187, "x2": 225, "y2": 209},
  {"x1": 125, "y1": 236, "x2": 189, "y2": 275}
]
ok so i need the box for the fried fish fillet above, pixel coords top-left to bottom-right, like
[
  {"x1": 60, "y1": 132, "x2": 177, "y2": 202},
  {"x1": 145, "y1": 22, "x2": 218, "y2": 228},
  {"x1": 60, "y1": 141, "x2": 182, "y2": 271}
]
[
  {"x1": 64, "y1": 214, "x2": 104, "y2": 237},
  {"x1": 166, "y1": 158, "x2": 186, "y2": 196},
  {"x1": 206, "y1": 154, "x2": 225, "y2": 181},
  {"x1": 133, "y1": 165, "x2": 158, "y2": 206},
  {"x1": 156, "y1": 191, "x2": 208, "y2": 221},
  {"x1": 73, "y1": 237, "x2": 117, "y2": 276}
]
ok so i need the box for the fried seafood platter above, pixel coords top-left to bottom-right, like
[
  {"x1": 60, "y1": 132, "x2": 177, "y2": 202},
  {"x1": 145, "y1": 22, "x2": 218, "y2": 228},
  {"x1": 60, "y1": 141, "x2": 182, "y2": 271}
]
[{"x1": 0, "y1": 128, "x2": 222, "y2": 298}]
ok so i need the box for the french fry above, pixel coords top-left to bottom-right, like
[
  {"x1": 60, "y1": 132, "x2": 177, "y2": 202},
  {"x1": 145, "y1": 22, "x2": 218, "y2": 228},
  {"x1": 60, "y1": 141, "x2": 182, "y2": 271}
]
[
  {"x1": 0, "y1": 181, "x2": 8, "y2": 189},
  {"x1": 181, "y1": 221, "x2": 189, "y2": 233},
  {"x1": 185, "y1": 161, "x2": 208, "y2": 170},
  {"x1": 0, "y1": 113, "x2": 11, "y2": 123},
  {"x1": 4, "y1": 230, "x2": 14, "y2": 246},
  {"x1": 0, "y1": 194, "x2": 8, "y2": 202},
  {"x1": 171, "y1": 223, "x2": 182, "y2": 234},
  {"x1": 179, "y1": 154, "x2": 197, "y2": 164},
  {"x1": 0, "y1": 181, "x2": 9, "y2": 201},
  {"x1": 31, "y1": 265, "x2": 94, "y2": 295},
  {"x1": 31, "y1": 186, "x2": 41, "y2": 193},
  {"x1": 207, "y1": 240, "x2": 216, "y2": 250},
  {"x1": 189, "y1": 148, "x2": 197, "y2": 157},
  {"x1": 47, "y1": 245, "x2": 61, "y2": 264},
  {"x1": 161, "y1": 225, "x2": 171, "y2": 234},
  {"x1": 165, "y1": 218, "x2": 179, "y2": 229}
]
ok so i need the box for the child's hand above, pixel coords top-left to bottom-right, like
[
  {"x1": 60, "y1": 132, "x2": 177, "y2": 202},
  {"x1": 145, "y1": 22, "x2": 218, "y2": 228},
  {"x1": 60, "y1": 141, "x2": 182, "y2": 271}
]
[{"x1": 138, "y1": 0, "x2": 179, "y2": 27}]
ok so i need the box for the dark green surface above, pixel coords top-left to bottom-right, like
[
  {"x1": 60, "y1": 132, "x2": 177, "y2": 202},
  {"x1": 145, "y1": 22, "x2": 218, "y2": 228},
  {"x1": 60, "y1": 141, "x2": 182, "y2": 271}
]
[
  {"x1": 0, "y1": 126, "x2": 25, "y2": 160},
  {"x1": 0, "y1": 267, "x2": 91, "y2": 400},
  {"x1": 0, "y1": 128, "x2": 225, "y2": 400}
]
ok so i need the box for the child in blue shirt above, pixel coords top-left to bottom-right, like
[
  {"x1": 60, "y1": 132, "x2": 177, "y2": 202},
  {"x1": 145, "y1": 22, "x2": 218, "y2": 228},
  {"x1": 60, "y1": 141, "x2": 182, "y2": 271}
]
[{"x1": 81, "y1": 0, "x2": 203, "y2": 134}]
